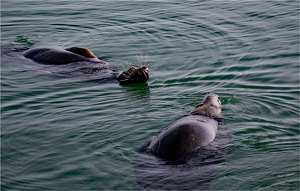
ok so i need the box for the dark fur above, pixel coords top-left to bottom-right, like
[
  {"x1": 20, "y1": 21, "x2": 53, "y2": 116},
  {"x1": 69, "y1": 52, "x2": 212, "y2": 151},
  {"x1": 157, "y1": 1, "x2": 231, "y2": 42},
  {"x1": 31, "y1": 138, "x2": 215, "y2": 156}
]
[{"x1": 23, "y1": 47, "x2": 149, "y2": 84}]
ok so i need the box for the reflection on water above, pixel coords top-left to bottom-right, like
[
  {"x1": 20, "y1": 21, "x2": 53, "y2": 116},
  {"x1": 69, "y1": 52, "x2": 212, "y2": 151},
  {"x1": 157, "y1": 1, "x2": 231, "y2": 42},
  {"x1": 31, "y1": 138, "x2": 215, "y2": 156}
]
[{"x1": 122, "y1": 83, "x2": 151, "y2": 101}]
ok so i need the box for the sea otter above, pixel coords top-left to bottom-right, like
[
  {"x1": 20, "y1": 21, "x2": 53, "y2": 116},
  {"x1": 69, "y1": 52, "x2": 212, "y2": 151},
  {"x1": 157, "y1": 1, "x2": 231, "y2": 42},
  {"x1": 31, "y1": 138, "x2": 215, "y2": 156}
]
[
  {"x1": 143, "y1": 93, "x2": 224, "y2": 163},
  {"x1": 23, "y1": 46, "x2": 149, "y2": 84},
  {"x1": 133, "y1": 93, "x2": 231, "y2": 190}
]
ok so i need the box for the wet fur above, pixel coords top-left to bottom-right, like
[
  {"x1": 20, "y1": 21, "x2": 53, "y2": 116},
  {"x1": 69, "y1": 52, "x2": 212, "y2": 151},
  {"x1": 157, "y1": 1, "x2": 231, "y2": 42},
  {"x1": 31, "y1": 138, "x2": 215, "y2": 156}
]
[
  {"x1": 22, "y1": 46, "x2": 149, "y2": 84},
  {"x1": 133, "y1": 94, "x2": 232, "y2": 190},
  {"x1": 146, "y1": 93, "x2": 223, "y2": 162}
]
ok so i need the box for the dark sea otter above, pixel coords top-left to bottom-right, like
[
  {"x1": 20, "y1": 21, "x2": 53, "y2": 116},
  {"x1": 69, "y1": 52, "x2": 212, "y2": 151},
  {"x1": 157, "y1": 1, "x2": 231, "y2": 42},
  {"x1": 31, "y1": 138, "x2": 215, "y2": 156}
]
[
  {"x1": 144, "y1": 93, "x2": 224, "y2": 163},
  {"x1": 134, "y1": 94, "x2": 232, "y2": 190},
  {"x1": 22, "y1": 46, "x2": 149, "y2": 84}
]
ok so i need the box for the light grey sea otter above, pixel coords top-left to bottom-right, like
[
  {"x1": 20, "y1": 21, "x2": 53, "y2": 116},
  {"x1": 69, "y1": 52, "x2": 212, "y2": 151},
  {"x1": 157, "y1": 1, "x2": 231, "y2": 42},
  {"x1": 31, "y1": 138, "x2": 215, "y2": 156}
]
[
  {"x1": 23, "y1": 46, "x2": 149, "y2": 84},
  {"x1": 133, "y1": 93, "x2": 231, "y2": 190}
]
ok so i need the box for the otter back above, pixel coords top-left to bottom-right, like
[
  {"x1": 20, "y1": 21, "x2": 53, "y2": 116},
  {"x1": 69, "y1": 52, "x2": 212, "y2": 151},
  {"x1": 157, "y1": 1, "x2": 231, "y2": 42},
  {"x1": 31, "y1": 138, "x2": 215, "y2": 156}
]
[
  {"x1": 148, "y1": 115, "x2": 218, "y2": 161},
  {"x1": 23, "y1": 47, "x2": 95, "y2": 65}
]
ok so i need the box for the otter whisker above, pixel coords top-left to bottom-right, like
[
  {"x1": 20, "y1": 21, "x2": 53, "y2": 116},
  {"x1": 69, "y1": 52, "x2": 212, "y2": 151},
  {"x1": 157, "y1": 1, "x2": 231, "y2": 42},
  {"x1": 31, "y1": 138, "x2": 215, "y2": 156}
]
[
  {"x1": 121, "y1": 63, "x2": 127, "y2": 72},
  {"x1": 121, "y1": 61, "x2": 134, "y2": 73},
  {"x1": 126, "y1": 62, "x2": 133, "y2": 70},
  {"x1": 136, "y1": 54, "x2": 143, "y2": 67},
  {"x1": 136, "y1": 54, "x2": 152, "y2": 67}
]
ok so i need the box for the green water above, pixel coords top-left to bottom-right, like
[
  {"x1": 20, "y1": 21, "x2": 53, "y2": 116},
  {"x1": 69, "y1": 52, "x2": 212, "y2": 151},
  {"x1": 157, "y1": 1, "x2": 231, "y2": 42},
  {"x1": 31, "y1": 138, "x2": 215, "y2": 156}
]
[{"x1": 1, "y1": 0, "x2": 299, "y2": 190}]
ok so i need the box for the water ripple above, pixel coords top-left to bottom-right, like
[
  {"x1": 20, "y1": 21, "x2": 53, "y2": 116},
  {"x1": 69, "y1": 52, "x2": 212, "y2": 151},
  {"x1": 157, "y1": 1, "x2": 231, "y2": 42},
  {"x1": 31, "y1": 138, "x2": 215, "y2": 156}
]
[{"x1": 2, "y1": 0, "x2": 299, "y2": 190}]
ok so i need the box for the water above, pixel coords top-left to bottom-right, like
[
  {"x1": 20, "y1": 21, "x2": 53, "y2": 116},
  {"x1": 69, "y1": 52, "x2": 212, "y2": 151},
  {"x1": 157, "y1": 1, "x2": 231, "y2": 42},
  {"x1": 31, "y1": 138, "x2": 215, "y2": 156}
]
[{"x1": 1, "y1": 0, "x2": 299, "y2": 190}]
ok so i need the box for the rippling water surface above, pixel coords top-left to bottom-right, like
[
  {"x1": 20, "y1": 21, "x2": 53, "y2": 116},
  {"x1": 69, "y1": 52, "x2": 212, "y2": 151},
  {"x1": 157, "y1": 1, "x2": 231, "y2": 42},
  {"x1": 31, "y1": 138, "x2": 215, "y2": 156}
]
[{"x1": 2, "y1": 0, "x2": 299, "y2": 190}]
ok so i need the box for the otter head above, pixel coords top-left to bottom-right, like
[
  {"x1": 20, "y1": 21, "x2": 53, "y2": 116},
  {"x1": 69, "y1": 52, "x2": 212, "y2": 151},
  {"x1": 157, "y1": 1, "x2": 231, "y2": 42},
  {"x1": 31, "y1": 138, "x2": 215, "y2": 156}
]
[
  {"x1": 191, "y1": 93, "x2": 223, "y2": 119},
  {"x1": 117, "y1": 66, "x2": 149, "y2": 85}
]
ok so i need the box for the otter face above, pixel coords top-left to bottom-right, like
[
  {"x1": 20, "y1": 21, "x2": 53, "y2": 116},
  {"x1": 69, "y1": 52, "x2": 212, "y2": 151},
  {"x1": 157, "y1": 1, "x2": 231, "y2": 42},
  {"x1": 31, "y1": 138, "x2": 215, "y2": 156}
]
[
  {"x1": 203, "y1": 93, "x2": 222, "y2": 108},
  {"x1": 191, "y1": 93, "x2": 223, "y2": 119},
  {"x1": 117, "y1": 66, "x2": 149, "y2": 84}
]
